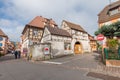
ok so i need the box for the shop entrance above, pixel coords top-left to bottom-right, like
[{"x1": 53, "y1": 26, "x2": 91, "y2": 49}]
[{"x1": 74, "y1": 42, "x2": 82, "y2": 54}]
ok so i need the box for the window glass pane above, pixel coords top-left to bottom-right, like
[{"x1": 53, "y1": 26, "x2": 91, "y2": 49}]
[
  {"x1": 0, "y1": 37, "x2": 3, "y2": 41},
  {"x1": 0, "y1": 43, "x2": 2, "y2": 46},
  {"x1": 64, "y1": 43, "x2": 71, "y2": 50}
]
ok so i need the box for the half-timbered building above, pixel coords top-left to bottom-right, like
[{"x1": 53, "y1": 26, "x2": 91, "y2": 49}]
[
  {"x1": 0, "y1": 29, "x2": 8, "y2": 54},
  {"x1": 61, "y1": 20, "x2": 91, "y2": 54},
  {"x1": 21, "y1": 16, "x2": 57, "y2": 55}
]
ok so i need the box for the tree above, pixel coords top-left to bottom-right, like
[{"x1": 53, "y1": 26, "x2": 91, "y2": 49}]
[{"x1": 94, "y1": 21, "x2": 120, "y2": 38}]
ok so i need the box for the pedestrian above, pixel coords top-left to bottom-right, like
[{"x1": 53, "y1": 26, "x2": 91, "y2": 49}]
[
  {"x1": 18, "y1": 50, "x2": 21, "y2": 59},
  {"x1": 14, "y1": 50, "x2": 18, "y2": 59}
]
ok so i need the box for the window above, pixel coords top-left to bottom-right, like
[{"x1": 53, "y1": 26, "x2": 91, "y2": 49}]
[
  {"x1": 33, "y1": 29, "x2": 38, "y2": 36},
  {"x1": 0, "y1": 43, "x2": 2, "y2": 47},
  {"x1": 0, "y1": 37, "x2": 3, "y2": 41},
  {"x1": 108, "y1": 6, "x2": 120, "y2": 16},
  {"x1": 64, "y1": 43, "x2": 71, "y2": 50},
  {"x1": 109, "y1": 9, "x2": 119, "y2": 16}
]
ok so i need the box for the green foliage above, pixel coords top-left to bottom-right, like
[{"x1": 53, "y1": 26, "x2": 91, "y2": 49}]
[
  {"x1": 94, "y1": 31, "x2": 100, "y2": 36},
  {"x1": 106, "y1": 39, "x2": 118, "y2": 57},
  {"x1": 106, "y1": 39, "x2": 118, "y2": 48},
  {"x1": 94, "y1": 21, "x2": 120, "y2": 38}
]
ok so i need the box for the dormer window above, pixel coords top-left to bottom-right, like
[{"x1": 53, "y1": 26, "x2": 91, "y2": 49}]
[{"x1": 108, "y1": 6, "x2": 120, "y2": 16}]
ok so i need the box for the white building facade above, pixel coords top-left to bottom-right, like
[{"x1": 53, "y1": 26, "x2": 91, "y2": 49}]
[{"x1": 61, "y1": 20, "x2": 91, "y2": 54}]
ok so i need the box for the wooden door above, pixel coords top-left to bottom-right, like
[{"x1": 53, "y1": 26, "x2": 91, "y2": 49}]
[{"x1": 74, "y1": 44, "x2": 82, "y2": 54}]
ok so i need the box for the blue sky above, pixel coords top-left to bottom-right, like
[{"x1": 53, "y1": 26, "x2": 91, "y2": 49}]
[{"x1": 0, "y1": 0, "x2": 117, "y2": 42}]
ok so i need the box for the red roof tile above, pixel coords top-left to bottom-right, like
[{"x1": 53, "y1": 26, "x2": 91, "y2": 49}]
[
  {"x1": 28, "y1": 16, "x2": 45, "y2": 28},
  {"x1": 22, "y1": 16, "x2": 58, "y2": 34},
  {"x1": 28, "y1": 16, "x2": 57, "y2": 28}
]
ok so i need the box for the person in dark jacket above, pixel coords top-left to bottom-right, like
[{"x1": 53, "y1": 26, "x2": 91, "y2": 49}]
[
  {"x1": 14, "y1": 50, "x2": 18, "y2": 59},
  {"x1": 18, "y1": 50, "x2": 21, "y2": 59}
]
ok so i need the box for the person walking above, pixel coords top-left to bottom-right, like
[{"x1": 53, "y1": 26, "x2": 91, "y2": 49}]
[
  {"x1": 18, "y1": 50, "x2": 21, "y2": 59},
  {"x1": 14, "y1": 50, "x2": 18, "y2": 59}
]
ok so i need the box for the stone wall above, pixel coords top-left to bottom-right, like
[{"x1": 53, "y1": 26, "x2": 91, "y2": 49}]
[
  {"x1": 50, "y1": 41, "x2": 73, "y2": 57},
  {"x1": 106, "y1": 60, "x2": 120, "y2": 67}
]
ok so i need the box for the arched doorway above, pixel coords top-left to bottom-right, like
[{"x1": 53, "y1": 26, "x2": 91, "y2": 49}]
[{"x1": 74, "y1": 42, "x2": 82, "y2": 54}]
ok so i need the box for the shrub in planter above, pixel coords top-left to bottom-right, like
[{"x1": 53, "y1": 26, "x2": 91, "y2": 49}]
[
  {"x1": 106, "y1": 39, "x2": 119, "y2": 60},
  {"x1": 106, "y1": 39, "x2": 118, "y2": 53}
]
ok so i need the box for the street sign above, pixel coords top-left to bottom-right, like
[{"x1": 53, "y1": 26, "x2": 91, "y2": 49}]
[
  {"x1": 44, "y1": 47, "x2": 49, "y2": 55},
  {"x1": 97, "y1": 34, "x2": 104, "y2": 41}
]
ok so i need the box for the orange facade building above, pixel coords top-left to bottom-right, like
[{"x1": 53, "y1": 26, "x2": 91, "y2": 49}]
[
  {"x1": 98, "y1": 0, "x2": 120, "y2": 27},
  {"x1": 0, "y1": 29, "x2": 8, "y2": 54}
]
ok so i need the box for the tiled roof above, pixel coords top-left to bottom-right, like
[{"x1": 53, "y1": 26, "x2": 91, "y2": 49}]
[
  {"x1": 22, "y1": 16, "x2": 58, "y2": 34},
  {"x1": 88, "y1": 34, "x2": 96, "y2": 41},
  {"x1": 28, "y1": 16, "x2": 45, "y2": 28},
  {"x1": 28, "y1": 16, "x2": 57, "y2": 28},
  {"x1": 0, "y1": 29, "x2": 7, "y2": 37},
  {"x1": 46, "y1": 26, "x2": 71, "y2": 37},
  {"x1": 89, "y1": 36, "x2": 96, "y2": 41},
  {"x1": 63, "y1": 20, "x2": 87, "y2": 33},
  {"x1": 98, "y1": 0, "x2": 120, "y2": 23}
]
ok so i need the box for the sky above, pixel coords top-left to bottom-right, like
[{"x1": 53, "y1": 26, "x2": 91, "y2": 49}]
[{"x1": 0, "y1": 0, "x2": 118, "y2": 42}]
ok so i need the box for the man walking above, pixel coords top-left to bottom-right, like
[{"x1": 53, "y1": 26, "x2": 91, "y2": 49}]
[{"x1": 14, "y1": 50, "x2": 18, "y2": 59}]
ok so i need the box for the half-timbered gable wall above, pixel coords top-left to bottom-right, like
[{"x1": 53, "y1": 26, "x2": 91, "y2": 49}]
[
  {"x1": 28, "y1": 27, "x2": 43, "y2": 44},
  {"x1": 61, "y1": 20, "x2": 91, "y2": 53},
  {"x1": 41, "y1": 27, "x2": 72, "y2": 57}
]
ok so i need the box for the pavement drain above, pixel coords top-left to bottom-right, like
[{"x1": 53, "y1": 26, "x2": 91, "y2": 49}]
[{"x1": 87, "y1": 72, "x2": 120, "y2": 80}]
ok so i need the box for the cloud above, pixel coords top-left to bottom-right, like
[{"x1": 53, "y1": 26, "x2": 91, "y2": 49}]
[
  {"x1": 0, "y1": 19, "x2": 24, "y2": 41},
  {"x1": 0, "y1": 0, "x2": 118, "y2": 41}
]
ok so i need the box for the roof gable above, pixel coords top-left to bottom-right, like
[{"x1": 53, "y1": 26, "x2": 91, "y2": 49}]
[{"x1": 63, "y1": 20, "x2": 87, "y2": 33}]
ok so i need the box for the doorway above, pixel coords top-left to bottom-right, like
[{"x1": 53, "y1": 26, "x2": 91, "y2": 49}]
[{"x1": 74, "y1": 42, "x2": 82, "y2": 54}]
